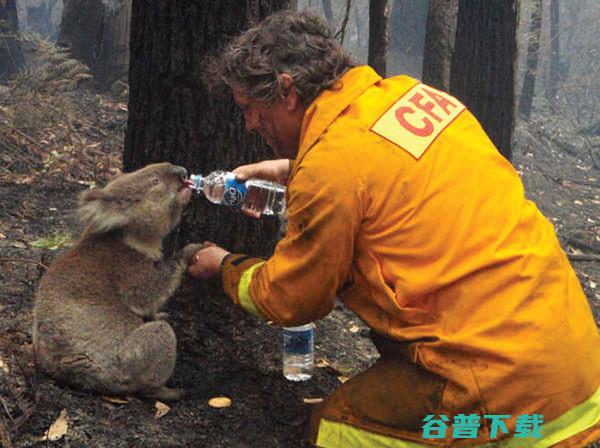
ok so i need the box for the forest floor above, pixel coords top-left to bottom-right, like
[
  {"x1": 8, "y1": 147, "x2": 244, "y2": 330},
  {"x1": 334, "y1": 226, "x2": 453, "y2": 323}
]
[{"x1": 1, "y1": 71, "x2": 599, "y2": 446}]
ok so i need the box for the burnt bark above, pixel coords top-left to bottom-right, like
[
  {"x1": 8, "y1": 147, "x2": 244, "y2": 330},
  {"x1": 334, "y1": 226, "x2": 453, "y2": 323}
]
[
  {"x1": 58, "y1": 0, "x2": 105, "y2": 69},
  {"x1": 321, "y1": 0, "x2": 333, "y2": 24},
  {"x1": 450, "y1": 0, "x2": 517, "y2": 161},
  {"x1": 547, "y1": 0, "x2": 560, "y2": 103},
  {"x1": 124, "y1": 1, "x2": 291, "y2": 260},
  {"x1": 388, "y1": 0, "x2": 429, "y2": 78},
  {"x1": 368, "y1": 0, "x2": 389, "y2": 77},
  {"x1": 518, "y1": 0, "x2": 542, "y2": 120},
  {"x1": 0, "y1": 0, "x2": 25, "y2": 81},
  {"x1": 95, "y1": 0, "x2": 131, "y2": 85},
  {"x1": 421, "y1": 0, "x2": 457, "y2": 91},
  {"x1": 58, "y1": 0, "x2": 131, "y2": 87}
]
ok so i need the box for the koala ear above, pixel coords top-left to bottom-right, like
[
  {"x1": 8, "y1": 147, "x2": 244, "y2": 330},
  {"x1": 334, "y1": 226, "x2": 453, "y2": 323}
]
[{"x1": 78, "y1": 188, "x2": 130, "y2": 234}]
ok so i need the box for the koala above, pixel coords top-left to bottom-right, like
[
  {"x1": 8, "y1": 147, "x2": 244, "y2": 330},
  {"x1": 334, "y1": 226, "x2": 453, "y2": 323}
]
[{"x1": 33, "y1": 162, "x2": 203, "y2": 401}]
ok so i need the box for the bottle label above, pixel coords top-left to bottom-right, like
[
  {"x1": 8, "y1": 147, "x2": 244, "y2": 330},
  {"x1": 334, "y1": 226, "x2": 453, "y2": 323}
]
[
  {"x1": 283, "y1": 328, "x2": 314, "y2": 355},
  {"x1": 223, "y1": 176, "x2": 247, "y2": 207}
]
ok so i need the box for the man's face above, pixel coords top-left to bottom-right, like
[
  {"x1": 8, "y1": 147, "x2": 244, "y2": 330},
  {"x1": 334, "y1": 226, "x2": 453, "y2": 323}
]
[{"x1": 232, "y1": 85, "x2": 304, "y2": 160}]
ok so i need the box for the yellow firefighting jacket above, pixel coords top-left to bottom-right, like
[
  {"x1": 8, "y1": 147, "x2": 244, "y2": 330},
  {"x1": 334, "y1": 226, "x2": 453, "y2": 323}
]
[{"x1": 221, "y1": 66, "x2": 600, "y2": 445}]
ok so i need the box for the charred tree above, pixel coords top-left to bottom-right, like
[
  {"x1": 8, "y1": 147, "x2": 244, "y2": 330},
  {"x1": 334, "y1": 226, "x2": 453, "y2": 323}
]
[
  {"x1": 518, "y1": 0, "x2": 542, "y2": 120},
  {"x1": 124, "y1": 1, "x2": 291, "y2": 260},
  {"x1": 450, "y1": 0, "x2": 517, "y2": 161},
  {"x1": 0, "y1": 0, "x2": 25, "y2": 81},
  {"x1": 95, "y1": 0, "x2": 131, "y2": 85},
  {"x1": 321, "y1": 0, "x2": 333, "y2": 25},
  {"x1": 388, "y1": 0, "x2": 429, "y2": 77},
  {"x1": 546, "y1": 0, "x2": 560, "y2": 103},
  {"x1": 421, "y1": 0, "x2": 457, "y2": 91},
  {"x1": 368, "y1": 0, "x2": 389, "y2": 77},
  {"x1": 58, "y1": 0, "x2": 131, "y2": 87},
  {"x1": 58, "y1": 0, "x2": 105, "y2": 69}
]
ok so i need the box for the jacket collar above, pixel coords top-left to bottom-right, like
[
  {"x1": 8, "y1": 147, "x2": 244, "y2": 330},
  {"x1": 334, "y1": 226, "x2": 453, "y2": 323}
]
[{"x1": 292, "y1": 66, "x2": 382, "y2": 174}]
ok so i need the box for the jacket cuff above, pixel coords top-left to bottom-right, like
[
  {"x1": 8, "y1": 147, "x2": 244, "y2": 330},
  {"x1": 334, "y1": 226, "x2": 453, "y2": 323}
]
[{"x1": 221, "y1": 253, "x2": 266, "y2": 315}]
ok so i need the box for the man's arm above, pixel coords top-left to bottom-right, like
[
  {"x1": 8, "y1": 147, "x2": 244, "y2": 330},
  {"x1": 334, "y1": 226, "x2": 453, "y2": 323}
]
[{"x1": 220, "y1": 152, "x2": 364, "y2": 326}]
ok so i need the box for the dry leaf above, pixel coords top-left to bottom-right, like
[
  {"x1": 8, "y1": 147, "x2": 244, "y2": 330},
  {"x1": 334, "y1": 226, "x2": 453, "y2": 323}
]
[
  {"x1": 154, "y1": 401, "x2": 170, "y2": 419},
  {"x1": 101, "y1": 395, "x2": 129, "y2": 405},
  {"x1": 0, "y1": 357, "x2": 8, "y2": 373},
  {"x1": 208, "y1": 396, "x2": 232, "y2": 408},
  {"x1": 349, "y1": 325, "x2": 360, "y2": 333},
  {"x1": 0, "y1": 233, "x2": 6, "y2": 240},
  {"x1": 303, "y1": 397, "x2": 323, "y2": 404},
  {"x1": 315, "y1": 358, "x2": 330, "y2": 368},
  {"x1": 337, "y1": 376, "x2": 350, "y2": 384},
  {"x1": 574, "y1": 200, "x2": 583, "y2": 205},
  {"x1": 43, "y1": 409, "x2": 68, "y2": 441},
  {"x1": 591, "y1": 281, "x2": 597, "y2": 290}
]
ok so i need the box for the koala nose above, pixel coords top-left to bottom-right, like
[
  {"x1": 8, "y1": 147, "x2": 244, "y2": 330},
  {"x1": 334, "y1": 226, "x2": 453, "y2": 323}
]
[{"x1": 171, "y1": 165, "x2": 188, "y2": 181}]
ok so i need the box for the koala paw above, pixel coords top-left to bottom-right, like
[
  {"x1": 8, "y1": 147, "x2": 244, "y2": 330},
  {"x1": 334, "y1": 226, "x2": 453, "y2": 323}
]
[
  {"x1": 142, "y1": 386, "x2": 185, "y2": 401},
  {"x1": 178, "y1": 243, "x2": 207, "y2": 264}
]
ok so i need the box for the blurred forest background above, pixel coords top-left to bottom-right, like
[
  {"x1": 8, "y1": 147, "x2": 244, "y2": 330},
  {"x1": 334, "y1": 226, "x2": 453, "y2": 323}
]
[{"x1": 1, "y1": 1, "x2": 599, "y2": 447}]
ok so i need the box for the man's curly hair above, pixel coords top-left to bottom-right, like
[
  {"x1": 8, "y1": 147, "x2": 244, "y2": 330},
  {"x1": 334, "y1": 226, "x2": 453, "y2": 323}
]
[{"x1": 204, "y1": 10, "x2": 356, "y2": 106}]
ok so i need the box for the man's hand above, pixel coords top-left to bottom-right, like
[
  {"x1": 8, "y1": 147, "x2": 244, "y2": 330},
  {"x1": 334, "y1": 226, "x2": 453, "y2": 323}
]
[
  {"x1": 232, "y1": 159, "x2": 290, "y2": 219},
  {"x1": 233, "y1": 159, "x2": 291, "y2": 185},
  {"x1": 187, "y1": 242, "x2": 230, "y2": 279}
]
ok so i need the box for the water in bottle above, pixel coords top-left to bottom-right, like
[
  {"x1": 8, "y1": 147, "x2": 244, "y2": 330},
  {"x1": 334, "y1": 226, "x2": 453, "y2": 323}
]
[
  {"x1": 282, "y1": 323, "x2": 314, "y2": 381},
  {"x1": 187, "y1": 170, "x2": 286, "y2": 216}
]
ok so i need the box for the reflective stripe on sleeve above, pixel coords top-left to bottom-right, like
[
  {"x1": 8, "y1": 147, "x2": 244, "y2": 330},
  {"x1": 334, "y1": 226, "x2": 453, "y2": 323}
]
[
  {"x1": 316, "y1": 384, "x2": 600, "y2": 447},
  {"x1": 238, "y1": 261, "x2": 265, "y2": 316},
  {"x1": 316, "y1": 419, "x2": 431, "y2": 448}
]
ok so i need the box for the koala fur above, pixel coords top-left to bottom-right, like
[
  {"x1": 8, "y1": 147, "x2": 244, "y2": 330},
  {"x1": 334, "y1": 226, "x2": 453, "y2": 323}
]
[{"x1": 33, "y1": 162, "x2": 203, "y2": 401}]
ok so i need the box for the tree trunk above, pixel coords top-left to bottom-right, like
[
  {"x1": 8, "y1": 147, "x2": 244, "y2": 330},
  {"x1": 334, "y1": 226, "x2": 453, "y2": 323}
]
[
  {"x1": 421, "y1": 0, "x2": 457, "y2": 91},
  {"x1": 450, "y1": 0, "x2": 517, "y2": 161},
  {"x1": 321, "y1": 0, "x2": 333, "y2": 24},
  {"x1": 58, "y1": 0, "x2": 105, "y2": 69},
  {"x1": 388, "y1": 0, "x2": 429, "y2": 78},
  {"x1": 95, "y1": 0, "x2": 131, "y2": 86},
  {"x1": 368, "y1": 0, "x2": 389, "y2": 77},
  {"x1": 518, "y1": 0, "x2": 542, "y2": 120},
  {"x1": 546, "y1": 0, "x2": 560, "y2": 103},
  {"x1": 124, "y1": 1, "x2": 291, "y2": 260},
  {"x1": 0, "y1": 0, "x2": 25, "y2": 81},
  {"x1": 58, "y1": 0, "x2": 131, "y2": 87}
]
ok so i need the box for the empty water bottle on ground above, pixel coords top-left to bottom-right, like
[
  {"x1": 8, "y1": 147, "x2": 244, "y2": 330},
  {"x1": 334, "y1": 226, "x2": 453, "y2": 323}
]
[
  {"x1": 283, "y1": 323, "x2": 314, "y2": 381},
  {"x1": 187, "y1": 170, "x2": 286, "y2": 216}
]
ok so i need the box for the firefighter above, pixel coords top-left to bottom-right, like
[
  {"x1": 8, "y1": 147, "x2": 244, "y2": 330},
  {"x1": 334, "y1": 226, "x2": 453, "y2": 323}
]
[{"x1": 188, "y1": 10, "x2": 600, "y2": 447}]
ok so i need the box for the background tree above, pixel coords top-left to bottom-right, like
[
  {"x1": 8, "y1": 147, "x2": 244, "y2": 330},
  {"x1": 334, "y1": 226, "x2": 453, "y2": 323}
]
[
  {"x1": 124, "y1": 1, "x2": 290, "y2": 262},
  {"x1": 321, "y1": 0, "x2": 333, "y2": 24},
  {"x1": 450, "y1": 0, "x2": 517, "y2": 161},
  {"x1": 0, "y1": 0, "x2": 25, "y2": 81},
  {"x1": 368, "y1": 0, "x2": 389, "y2": 77},
  {"x1": 58, "y1": 0, "x2": 131, "y2": 87},
  {"x1": 546, "y1": 0, "x2": 560, "y2": 103},
  {"x1": 518, "y1": 0, "x2": 542, "y2": 120},
  {"x1": 388, "y1": 0, "x2": 428, "y2": 78},
  {"x1": 421, "y1": 0, "x2": 457, "y2": 91},
  {"x1": 17, "y1": 0, "x2": 62, "y2": 40}
]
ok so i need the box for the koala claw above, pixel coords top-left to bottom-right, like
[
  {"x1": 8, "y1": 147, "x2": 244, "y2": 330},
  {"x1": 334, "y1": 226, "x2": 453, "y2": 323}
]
[{"x1": 179, "y1": 243, "x2": 207, "y2": 264}]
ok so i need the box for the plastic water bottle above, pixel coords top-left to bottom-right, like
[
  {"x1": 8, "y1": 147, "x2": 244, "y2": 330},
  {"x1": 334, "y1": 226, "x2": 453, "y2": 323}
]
[
  {"x1": 282, "y1": 323, "x2": 314, "y2": 381},
  {"x1": 188, "y1": 171, "x2": 286, "y2": 216}
]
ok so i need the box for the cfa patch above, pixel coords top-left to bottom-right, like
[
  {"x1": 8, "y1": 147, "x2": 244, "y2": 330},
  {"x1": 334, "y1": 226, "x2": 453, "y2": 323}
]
[{"x1": 371, "y1": 83, "x2": 466, "y2": 159}]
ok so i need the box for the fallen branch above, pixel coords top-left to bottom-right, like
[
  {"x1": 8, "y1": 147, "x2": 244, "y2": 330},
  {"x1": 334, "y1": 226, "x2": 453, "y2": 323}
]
[
  {"x1": 568, "y1": 253, "x2": 600, "y2": 262},
  {"x1": 567, "y1": 237, "x2": 600, "y2": 254},
  {"x1": 0, "y1": 420, "x2": 13, "y2": 448},
  {"x1": 0, "y1": 259, "x2": 49, "y2": 270}
]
